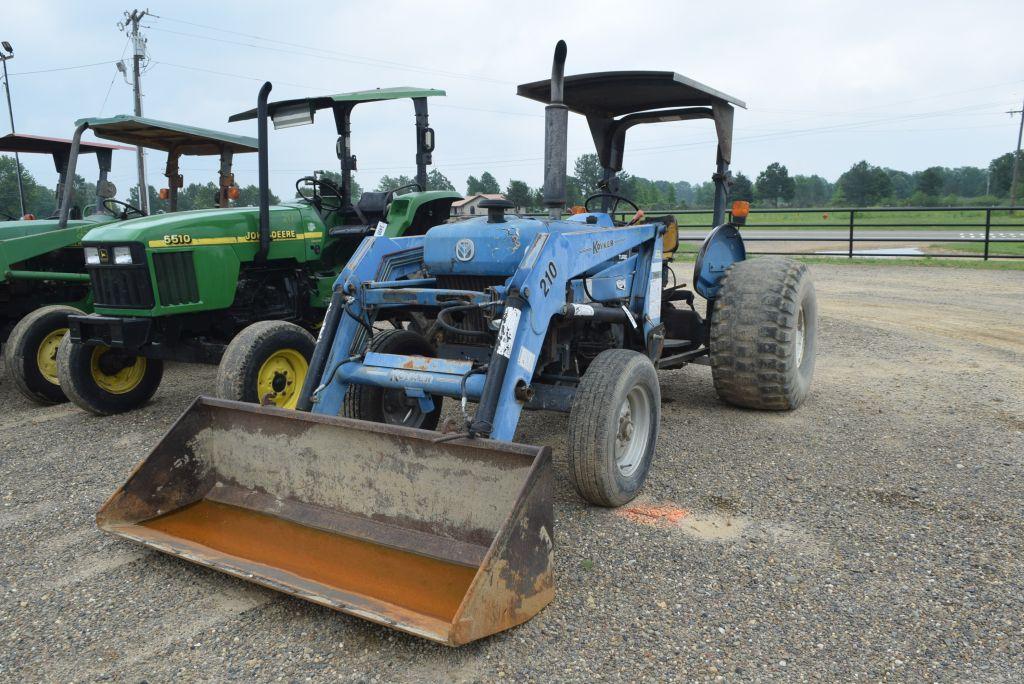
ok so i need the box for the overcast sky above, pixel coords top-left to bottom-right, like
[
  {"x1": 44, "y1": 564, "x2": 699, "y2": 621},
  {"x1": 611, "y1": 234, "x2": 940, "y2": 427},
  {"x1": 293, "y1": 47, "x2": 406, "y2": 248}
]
[{"x1": 4, "y1": 0, "x2": 1023, "y2": 201}]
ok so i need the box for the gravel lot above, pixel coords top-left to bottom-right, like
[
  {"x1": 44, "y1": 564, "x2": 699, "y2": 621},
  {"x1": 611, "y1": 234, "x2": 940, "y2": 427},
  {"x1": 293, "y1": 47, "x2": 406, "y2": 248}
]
[{"x1": 2, "y1": 263, "x2": 1022, "y2": 682}]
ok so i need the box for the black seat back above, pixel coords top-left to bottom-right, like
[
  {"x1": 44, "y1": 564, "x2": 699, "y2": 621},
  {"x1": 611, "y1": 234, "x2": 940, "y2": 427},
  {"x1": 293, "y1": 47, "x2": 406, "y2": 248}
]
[{"x1": 356, "y1": 192, "x2": 389, "y2": 220}]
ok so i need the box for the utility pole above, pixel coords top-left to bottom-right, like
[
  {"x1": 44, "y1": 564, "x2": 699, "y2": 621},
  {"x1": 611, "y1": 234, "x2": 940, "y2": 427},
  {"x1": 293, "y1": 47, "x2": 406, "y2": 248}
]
[
  {"x1": 120, "y1": 9, "x2": 150, "y2": 213},
  {"x1": 0, "y1": 41, "x2": 25, "y2": 216},
  {"x1": 1008, "y1": 97, "x2": 1024, "y2": 208}
]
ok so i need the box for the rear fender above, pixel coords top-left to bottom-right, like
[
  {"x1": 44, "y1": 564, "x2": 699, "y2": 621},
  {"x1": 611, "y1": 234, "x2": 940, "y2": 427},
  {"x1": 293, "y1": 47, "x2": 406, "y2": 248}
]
[{"x1": 693, "y1": 223, "x2": 745, "y2": 300}]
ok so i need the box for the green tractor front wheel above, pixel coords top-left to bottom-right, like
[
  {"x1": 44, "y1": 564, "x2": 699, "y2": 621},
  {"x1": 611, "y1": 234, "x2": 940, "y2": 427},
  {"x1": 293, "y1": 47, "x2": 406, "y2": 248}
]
[
  {"x1": 56, "y1": 337, "x2": 164, "y2": 415},
  {"x1": 4, "y1": 305, "x2": 84, "y2": 405},
  {"x1": 215, "y1": 321, "x2": 316, "y2": 410}
]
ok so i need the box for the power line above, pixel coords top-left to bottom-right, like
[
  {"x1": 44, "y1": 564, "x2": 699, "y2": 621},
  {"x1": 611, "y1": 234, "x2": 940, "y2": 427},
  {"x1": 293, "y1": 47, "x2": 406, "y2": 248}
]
[
  {"x1": 7, "y1": 59, "x2": 121, "y2": 76},
  {"x1": 146, "y1": 23, "x2": 511, "y2": 86}
]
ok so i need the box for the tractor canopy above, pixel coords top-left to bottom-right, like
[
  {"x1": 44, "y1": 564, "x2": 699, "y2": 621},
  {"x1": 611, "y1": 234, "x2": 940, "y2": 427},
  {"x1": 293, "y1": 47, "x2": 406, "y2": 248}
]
[
  {"x1": 58, "y1": 116, "x2": 258, "y2": 226},
  {"x1": 0, "y1": 133, "x2": 131, "y2": 223},
  {"x1": 517, "y1": 71, "x2": 745, "y2": 224},
  {"x1": 227, "y1": 84, "x2": 455, "y2": 264}
]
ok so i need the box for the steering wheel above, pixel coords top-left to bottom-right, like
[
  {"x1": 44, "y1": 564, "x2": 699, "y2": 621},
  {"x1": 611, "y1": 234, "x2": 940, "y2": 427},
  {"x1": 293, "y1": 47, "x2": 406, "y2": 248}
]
[
  {"x1": 383, "y1": 182, "x2": 421, "y2": 205},
  {"x1": 584, "y1": 192, "x2": 641, "y2": 221},
  {"x1": 0, "y1": 210, "x2": 14, "y2": 221},
  {"x1": 295, "y1": 176, "x2": 344, "y2": 212},
  {"x1": 102, "y1": 198, "x2": 147, "y2": 220}
]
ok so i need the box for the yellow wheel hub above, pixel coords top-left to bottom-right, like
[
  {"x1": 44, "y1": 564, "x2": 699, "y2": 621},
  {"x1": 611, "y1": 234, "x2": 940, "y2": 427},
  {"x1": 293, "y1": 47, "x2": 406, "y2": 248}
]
[
  {"x1": 36, "y1": 328, "x2": 67, "y2": 385},
  {"x1": 256, "y1": 348, "x2": 308, "y2": 409},
  {"x1": 90, "y1": 346, "x2": 147, "y2": 395}
]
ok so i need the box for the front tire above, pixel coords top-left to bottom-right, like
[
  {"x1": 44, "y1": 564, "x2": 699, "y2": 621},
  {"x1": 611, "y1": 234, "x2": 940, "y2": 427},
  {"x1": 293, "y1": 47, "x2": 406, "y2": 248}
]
[
  {"x1": 343, "y1": 329, "x2": 442, "y2": 430},
  {"x1": 709, "y1": 257, "x2": 817, "y2": 410},
  {"x1": 567, "y1": 349, "x2": 661, "y2": 507},
  {"x1": 4, "y1": 305, "x2": 83, "y2": 404},
  {"x1": 56, "y1": 337, "x2": 163, "y2": 415},
  {"x1": 215, "y1": 321, "x2": 316, "y2": 409}
]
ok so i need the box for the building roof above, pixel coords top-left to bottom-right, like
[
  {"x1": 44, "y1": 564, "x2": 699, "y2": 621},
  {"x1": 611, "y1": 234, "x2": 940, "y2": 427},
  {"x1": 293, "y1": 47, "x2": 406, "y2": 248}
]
[{"x1": 451, "y1": 193, "x2": 505, "y2": 208}]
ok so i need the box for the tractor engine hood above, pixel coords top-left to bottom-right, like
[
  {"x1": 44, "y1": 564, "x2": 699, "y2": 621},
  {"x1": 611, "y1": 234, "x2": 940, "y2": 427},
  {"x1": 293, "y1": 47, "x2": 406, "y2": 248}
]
[
  {"x1": 424, "y1": 216, "x2": 555, "y2": 277},
  {"x1": 79, "y1": 204, "x2": 314, "y2": 246},
  {"x1": 423, "y1": 213, "x2": 617, "y2": 278}
]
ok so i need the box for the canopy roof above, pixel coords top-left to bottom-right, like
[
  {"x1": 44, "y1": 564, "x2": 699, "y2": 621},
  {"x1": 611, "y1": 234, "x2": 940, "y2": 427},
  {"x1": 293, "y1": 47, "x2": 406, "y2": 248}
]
[
  {"x1": 0, "y1": 133, "x2": 131, "y2": 155},
  {"x1": 516, "y1": 71, "x2": 745, "y2": 118},
  {"x1": 228, "y1": 87, "x2": 445, "y2": 122},
  {"x1": 75, "y1": 115, "x2": 258, "y2": 155}
]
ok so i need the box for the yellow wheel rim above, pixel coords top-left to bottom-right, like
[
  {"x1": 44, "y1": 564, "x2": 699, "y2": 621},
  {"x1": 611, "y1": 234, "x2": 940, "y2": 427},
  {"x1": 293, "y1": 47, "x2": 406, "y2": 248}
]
[
  {"x1": 256, "y1": 348, "x2": 308, "y2": 409},
  {"x1": 90, "y1": 346, "x2": 147, "y2": 394},
  {"x1": 36, "y1": 328, "x2": 67, "y2": 385}
]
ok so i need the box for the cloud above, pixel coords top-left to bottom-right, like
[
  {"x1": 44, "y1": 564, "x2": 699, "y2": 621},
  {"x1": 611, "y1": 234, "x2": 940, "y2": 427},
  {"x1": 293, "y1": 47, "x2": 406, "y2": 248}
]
[{"x1": 4, "y1": 0, "x2": 1023, "y2": 200}]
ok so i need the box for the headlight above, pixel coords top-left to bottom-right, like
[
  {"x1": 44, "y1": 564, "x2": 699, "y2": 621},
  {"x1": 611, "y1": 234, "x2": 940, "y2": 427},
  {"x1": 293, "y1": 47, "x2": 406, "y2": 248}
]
[
  {"x1": 113, "y1": 246, "x2": 134, "y2": 265},
  {"x1": 84, "y1": 247, "x2": 100, "y2": 265}
]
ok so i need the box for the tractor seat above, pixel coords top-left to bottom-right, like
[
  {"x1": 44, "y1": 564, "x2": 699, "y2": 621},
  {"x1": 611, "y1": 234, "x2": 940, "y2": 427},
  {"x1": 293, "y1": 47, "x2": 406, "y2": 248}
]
[{"x1": 355, "y1": 191, "x2": 389, "y2": 221}]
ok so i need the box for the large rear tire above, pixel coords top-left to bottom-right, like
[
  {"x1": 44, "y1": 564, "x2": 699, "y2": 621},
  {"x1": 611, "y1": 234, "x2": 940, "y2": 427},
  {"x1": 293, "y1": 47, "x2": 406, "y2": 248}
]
[
  {"x1": 215, "y1": 321, "x2": 316, "y2": 409},
  {"x1": 709, "y1": 257, "x2": 817, "y2": 410},
  {"x1": 567, "y1": 349, "x2": 661, "y2": 507},
  {"x1": 4, "y1": 305, "x2": 82, "y2": 404},
  {"x1": 56, "y1": 336, "x2": 163, "y2": 415},
  {"x1": 343, "y1": 329, "x2": 442, "y2": 431}
]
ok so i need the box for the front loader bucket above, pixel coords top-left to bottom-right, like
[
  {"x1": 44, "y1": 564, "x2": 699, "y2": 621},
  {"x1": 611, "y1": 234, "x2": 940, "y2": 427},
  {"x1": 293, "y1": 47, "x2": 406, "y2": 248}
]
[{"x1": 97, "y1": 397, "x2": 554, "y2": 646}]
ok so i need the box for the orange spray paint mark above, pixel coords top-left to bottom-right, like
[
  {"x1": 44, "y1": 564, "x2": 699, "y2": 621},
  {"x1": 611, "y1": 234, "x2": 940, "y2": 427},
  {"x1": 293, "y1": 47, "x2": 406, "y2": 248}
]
[{"x1": 617, "y1": 503, "x2": 691, "y2": 527}]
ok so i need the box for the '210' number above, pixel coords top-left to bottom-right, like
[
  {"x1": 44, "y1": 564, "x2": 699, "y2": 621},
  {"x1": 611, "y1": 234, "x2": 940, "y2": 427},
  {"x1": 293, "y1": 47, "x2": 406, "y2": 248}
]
[{"x1": 538, "y1": 261, "x2": 558, "y2": 296}]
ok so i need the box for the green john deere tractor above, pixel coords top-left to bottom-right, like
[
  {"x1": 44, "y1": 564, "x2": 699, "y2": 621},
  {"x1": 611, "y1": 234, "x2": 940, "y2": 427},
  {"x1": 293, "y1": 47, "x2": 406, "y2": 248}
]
[
  {"x1": 57, "y1": 84, "x2": 460, "y2": 415},
  {"x1": 2, "y1": 122, "x2": 256, "y2": 404}
]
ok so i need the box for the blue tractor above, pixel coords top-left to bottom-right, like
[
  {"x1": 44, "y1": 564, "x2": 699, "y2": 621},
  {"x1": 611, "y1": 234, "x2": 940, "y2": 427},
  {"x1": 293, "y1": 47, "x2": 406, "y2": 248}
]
[
  {"x1": 99, "y1": 42, "x2": 817, "y2": 645},
  {"x1": 296, "y1": 41, "x2": 818, "y2": 505}
]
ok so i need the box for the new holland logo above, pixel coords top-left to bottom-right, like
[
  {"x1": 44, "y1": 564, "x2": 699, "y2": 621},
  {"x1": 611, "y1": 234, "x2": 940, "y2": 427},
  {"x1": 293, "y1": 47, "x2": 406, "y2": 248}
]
[{"x1": 455, "y1": 238, "x2": 476, "y2": 261}]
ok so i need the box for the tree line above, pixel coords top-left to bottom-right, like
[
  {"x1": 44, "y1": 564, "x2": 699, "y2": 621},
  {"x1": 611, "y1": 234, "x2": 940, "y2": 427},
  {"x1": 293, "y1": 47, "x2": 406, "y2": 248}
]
[{"x1": 3, "y1": 149, "x2": 1021, "y2": 218}]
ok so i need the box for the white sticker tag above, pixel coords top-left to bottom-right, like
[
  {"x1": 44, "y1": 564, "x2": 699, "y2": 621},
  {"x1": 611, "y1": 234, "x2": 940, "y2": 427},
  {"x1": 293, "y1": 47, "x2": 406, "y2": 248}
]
[
  {"x1": 495, "y1": 307, "x2": 521, "y2": 358},
  {"x1": 648, "y1": 256, "x2": 662, "y2": 320},
  {"x1": 517, "y1": 346, "x2": 537, "y2": 373},
  {"x1": 374, "y1": 221, "x2": 388, "y2": 237},
  {"x1": 572, "y1": 303, "x2": 595, "y2": 317}
]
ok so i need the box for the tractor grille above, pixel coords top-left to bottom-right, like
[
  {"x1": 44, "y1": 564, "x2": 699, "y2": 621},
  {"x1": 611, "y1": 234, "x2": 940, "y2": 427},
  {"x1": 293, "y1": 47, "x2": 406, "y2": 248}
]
[
  {"x1": 435, "y1": 275, "x2": 505, "y2": 343},
  {"x1": 153, "y1": 251, "x2": 200, "y2": 306},
  {"x1": 434, "y1": 275, "x2": 506, "y2": 293},
  {"x1": 88, "y1": 245, "x2": 155, "y2": 309}
]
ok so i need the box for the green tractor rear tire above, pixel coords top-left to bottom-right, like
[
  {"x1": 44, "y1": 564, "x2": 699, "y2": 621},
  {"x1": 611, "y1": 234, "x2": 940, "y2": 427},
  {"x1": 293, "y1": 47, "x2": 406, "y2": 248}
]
[
  {"x1": 56, "y1": 337, "x2": 164, "y2": 415},
  {"x1": 215, "y1": 321, "x2": 316, "y2": 410},
  {"x1": 709, "y1": 257, "x2": 817, "y2": 410},
  {"x1": 4, "y1": 305, "x2": 83, "y2": 405}
]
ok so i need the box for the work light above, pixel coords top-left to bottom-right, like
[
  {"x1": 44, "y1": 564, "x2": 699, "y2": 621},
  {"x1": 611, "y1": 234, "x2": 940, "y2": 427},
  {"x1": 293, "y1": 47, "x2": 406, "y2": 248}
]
[
  {"x1": 84, "y1": 247, "x2": 100, "y2": 265},
  {"x1": 113, "y1": 246, "x2": 134, "y2": 265}
]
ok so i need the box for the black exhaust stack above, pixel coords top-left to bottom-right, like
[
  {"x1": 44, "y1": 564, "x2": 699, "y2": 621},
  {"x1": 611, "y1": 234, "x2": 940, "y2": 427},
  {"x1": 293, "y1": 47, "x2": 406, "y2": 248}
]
[
  {"x1": 255, "y1": 81, "x2": 272, "y2": 264},
  {"x1": 542, "y1": 41, "x2": 568, "y2": 220},
  {"x1": 57, "y1": 122, "x2": 89, "y2": 229}
]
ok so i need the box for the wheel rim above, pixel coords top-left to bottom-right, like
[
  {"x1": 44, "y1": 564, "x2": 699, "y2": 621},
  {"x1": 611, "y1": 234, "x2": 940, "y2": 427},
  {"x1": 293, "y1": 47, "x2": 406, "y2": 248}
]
[
  {"x1": 256, "y1": 348, "x2": 308, "y2": 409},
  {"x1": 381, "y1": 389, "x2": 430, "y2": 428},
  {"x1": 615, "y1": 386, "x2": 652, "y2": 477},
  {"x1": 794, "y1": 306, "x2": 807, "y2": 368},
  {"x1": 90, "y1": 346, "x2": 147, "y2": 395},
  {"x1": 36, "y1": 328, "x2": 67, "y2": 385}
]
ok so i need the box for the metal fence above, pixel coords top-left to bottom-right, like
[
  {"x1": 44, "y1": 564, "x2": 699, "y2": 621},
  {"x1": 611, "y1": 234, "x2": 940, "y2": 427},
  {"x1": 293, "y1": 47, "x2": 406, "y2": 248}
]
[{"x1": 522, "y1": 206, "x2": 1024, "y2": 260}]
